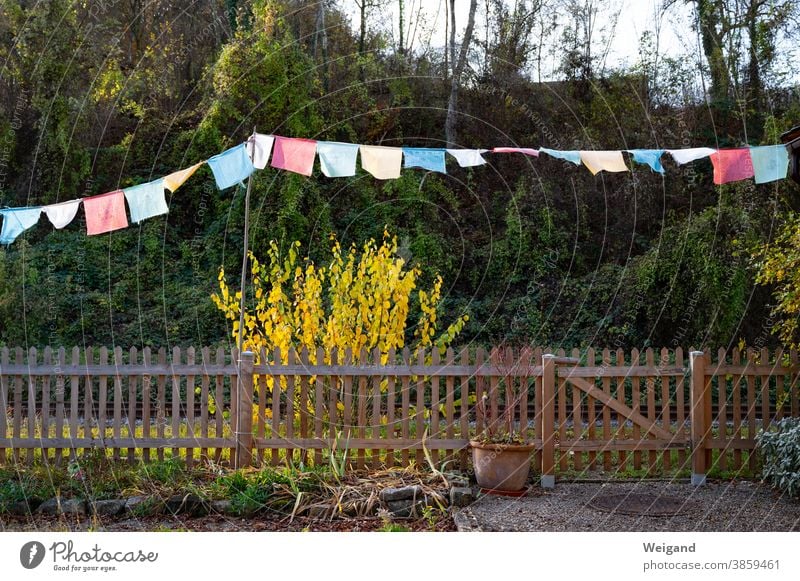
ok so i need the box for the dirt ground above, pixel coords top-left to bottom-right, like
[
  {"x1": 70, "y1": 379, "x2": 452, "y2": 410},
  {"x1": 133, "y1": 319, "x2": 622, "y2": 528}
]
[
  {"x1": 0, "y1": 512, "x2": 456, "y2": 532},
  {"x1": 455, "y1": 479, "x2": 800, "y2": 532}
]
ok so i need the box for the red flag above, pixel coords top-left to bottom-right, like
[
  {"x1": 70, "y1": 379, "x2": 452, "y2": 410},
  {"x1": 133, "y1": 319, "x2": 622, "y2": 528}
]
[
  {"x1": 84, "y1": 190, "x2": 128, "y2": 235},
  {"x1": 710, "y1": 149, "x2": 754, "y2": 184},
  {"x1": 270, "y1": 136, "x2": 317, "y2": 176}
]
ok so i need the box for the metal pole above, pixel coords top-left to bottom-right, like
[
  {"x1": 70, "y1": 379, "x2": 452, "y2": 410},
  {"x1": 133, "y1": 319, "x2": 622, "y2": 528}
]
[
  {"x1": 238, "y1": 127, "x2": 257, "y2": 354},
  {"x1": 234, "y1": 127, "x2": 257, "y2": 469}
]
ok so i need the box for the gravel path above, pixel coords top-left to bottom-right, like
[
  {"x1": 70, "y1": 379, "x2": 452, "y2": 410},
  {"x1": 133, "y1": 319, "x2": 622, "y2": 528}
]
[{"x1": 456, "y1": 480, "x2": 800, "y2": 531}]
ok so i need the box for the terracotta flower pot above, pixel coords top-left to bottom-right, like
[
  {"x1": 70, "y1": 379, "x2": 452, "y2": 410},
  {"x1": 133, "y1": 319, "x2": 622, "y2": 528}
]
[{"x1": 470, "y1": 440, "x2": 535, "y2": 492}]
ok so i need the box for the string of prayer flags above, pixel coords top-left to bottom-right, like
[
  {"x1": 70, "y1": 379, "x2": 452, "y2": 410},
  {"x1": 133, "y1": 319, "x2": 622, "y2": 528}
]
[
  {"x1": 627, "y1": 149, "x2": 666, "y2": 174},
  {"x1": 83, "y1": 190, "x2": 128, "y2": 235},
  {"x1": 43, "y1": 200, "x2": 81, "y2": 229},
  {"x1": 403, "y1": 148, "x2": 447, "y2": 173},
  {"x1": 207, "y1": 144, "x2": 255, "y2": 190},
  {"x1": 0, "y1": 207, "x2": 42, "y2": 244},
  {"x1": 248, "y1": 134, "x2": 275, "y2": 170},
  {"x1": 579, "y1": 150, "x2": 629, "y2": 175},
  {"x1": 709, "y1": 148, "x2": 754, "y2": 185},
  {"x1": 446, "y1": 149, "x2": 487, "y2": 167},
  {"x1": 667, "y1": 147, "x2": 715, "y2": 165},
  {"x1": 123, "y1": 178, "x2": 169, "y2": 223},
  {"x1": 163, "y1": 161, "x2": 203, "y2": 193},
  {"x1": 1, "y1": 131, "x2": 796, "y2": 248},
  {"x1": 539, "y1": 148, "x2": 582, "y2": 165},
  {"x1": 317, "y1": 141, "x2": 359, "y2": 177},
  {"x1": 271, "y1": 136, "x2": 317, "y2": 176},
  {"x1": 359, "y1": 145, "x2": 403, "y2": 179},
  {"x1": 749, "y1": 145, "x2": 789, "y2": 184},
  {"x1": 492, "y1": 147, "x2": 539, "y2": 157}
]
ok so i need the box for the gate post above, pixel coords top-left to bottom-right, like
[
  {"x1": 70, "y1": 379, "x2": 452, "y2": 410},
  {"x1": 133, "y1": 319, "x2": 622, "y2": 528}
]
[
  {"x1": 235, "y1": 351, "x2": 255, "y2": 469},
  {"x1": 541, "y1": 354, "x2": 556, "y2": 489},
  {"x1": 689, "y1": 351, "x2": 708, "y2": 485}
]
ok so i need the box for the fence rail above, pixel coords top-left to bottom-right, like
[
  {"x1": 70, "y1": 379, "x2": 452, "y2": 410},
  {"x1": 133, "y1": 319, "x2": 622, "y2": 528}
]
[{"x1": 1, "y1": 345, "x2": 798, "y2": 485}]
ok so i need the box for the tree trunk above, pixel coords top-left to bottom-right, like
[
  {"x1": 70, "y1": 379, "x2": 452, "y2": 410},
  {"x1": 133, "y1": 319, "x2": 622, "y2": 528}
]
[
  {"x1": 315, "y1": 0, "x2": 329, "y2": 92},
  {"x1": 445, "y1": 0, "x2": 478, "y2": 148},
  {"x1": 696, "y1": 0, "x2": 730, "y2": 104},
  {"x1": 359, "y1": 1, "x2": 367, "y2": 55},
  {"x1": 399, "y1": 0, "x2": 405, "y2": 56}
]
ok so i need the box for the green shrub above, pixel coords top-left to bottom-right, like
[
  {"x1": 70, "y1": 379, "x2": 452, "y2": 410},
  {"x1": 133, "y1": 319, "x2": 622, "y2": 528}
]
[{"x1": 757, "y1": 418, "x2": 800, "y2": 498}]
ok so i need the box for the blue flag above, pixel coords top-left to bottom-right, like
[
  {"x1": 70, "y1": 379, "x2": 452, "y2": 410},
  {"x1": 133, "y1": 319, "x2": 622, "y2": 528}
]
[
  {"x1": 317, "y1": 141, "x2": 360, "y2": 177},
  {"x1": 0, "y1": 207, "x2": 42, "y2": 245},
  {"x1": 123, "y1": 178, "x2": 169, "y2": 223},
  {"x1": 539, "y1": 148, "x2": 582, "y2": 166},
  {"x1": 749, "y1": 145, "x2": 789, "y2": 184},
  {"x1": 207, "y1": 143, "x2": 255, "y2": 190},
  {"x1": 627, "y1": 149, "x2": 665, "y2": 174},
  {"x1": 403, "y1": 148, "x2": 447, "y2": 173}
]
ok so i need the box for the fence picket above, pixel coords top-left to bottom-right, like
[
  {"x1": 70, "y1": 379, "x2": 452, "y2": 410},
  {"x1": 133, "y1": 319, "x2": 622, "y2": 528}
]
[
  {"x1": 0, "y1": 348, "x2": 8, "y2": 464},
  {"x1": 615, "y1": 348, "x2": 627, "y2": 471},
  {"x1": 342, "y1": 348, "x2": 353, "y2": 461},
  {"x1": 53, "y1": 347, "x2": 63, "y2": 466},
  {"x1": 459, "y1": 347, "x2": 470, "y2": 469},
  {"x1": 371, "y1": 347, "x2": 381, "y2": 470},
  {"x1": 201, "y1": 347, "x2": 211, "y2": 464},
  {"x1": 315, "y1": 347, "x2": 325, "y2": 467},
  {"x1": 386, "y1": 348, "x2": 397, "y2": 468},
  {"x1": 533, "y1": 347, "x2": 542, "y2": 471},
  {"x1": 760, "y1": 347, "x2": 771, "y2": 437},
  {"x1": 84, "y1": 347, "x2": 94, "y2": 458},
  {"x1": 300, "y1": 347, "x2": 310, "y2": 466},
  {"x1": 186, "y1": 347, "x2": 195, "y2": 468},
  {"x1": 792, "y1": 349, "x2": 799, "y2": 418},
  {"x1": 645, "y1": 348, "x2": 656, "y2": 471},
  {"x1": 631, "y1": 348, "x2": 641, "y2": 471},
  {"x1": 157, "y1": 348, "x2": 167, "y2": 462},
  {"x1": 171, "y1": 347, "x2": 181, "y2": 461},
  {"x1": 328, "y1": 348, "x2": 340, "y2": 464},
  {"x1": 69, "y1": 347, "x2": 79, "y2": 463},
  {"x1": 27, "y1": 347, "x2": 37, "y2": 465},
  {"x1": 356, "y1": 348, "x2": 366, "y2": 470},
  {"x1": 445, "y1": 348, "x2": 456, "y2": 467},
  {"x1": 401, "y1": 348, "x2": 410, "y2": 466},
  {"x1": 41, "y1": 347, "x2": 52, "y2": 464},
  {"x1": 775, "y1": 347, "x2": 785, "y2": 422},
  {"x1": 271, "y1": 348, "x2": 282, "y2": 466},
  {"x1": 127, "y1": 347, "x2": 138, "y2": 465},
  {"x1": 600, "y1": 349, "x2": 611, "y2": 470},
  {"x1": 586, "y1": 348, "x2": 596, "y2": 470},
  {"x1": 430, "y1": 348, "x2": 441, "y2": 467},
  {"x1": 142, "y1": 347, "x2": 152, "y2": 463},
  {"x1": 716, "y1": 348, "x2": 727, "y2": 472},
  {"x1": 415, "y1": 349, "x2": 425, "y2": 467},
  {"x1": 571, "y1": 348, "x2": 583, "y2": 472},
  {"x1": 746, "y1": 348, "x2": 757, "y2": 472}
]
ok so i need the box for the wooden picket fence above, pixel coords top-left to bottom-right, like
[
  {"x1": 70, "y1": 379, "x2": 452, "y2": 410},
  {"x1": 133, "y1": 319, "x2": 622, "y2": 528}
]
[{"x1": 0, "y1": 345, "x2": 798, "y2": 484}]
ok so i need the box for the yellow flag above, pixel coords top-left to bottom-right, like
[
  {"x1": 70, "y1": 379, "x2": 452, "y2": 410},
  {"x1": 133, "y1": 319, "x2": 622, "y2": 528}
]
[
  {"x1": 359, "y1": 145, "x2": 402, "y2": 180},
  {"x1": 163, "y1": 161, "x2": 204, "y2": 192},
  {"x1": 579, "y1": 151, "x2": 629, "y2": 175}
]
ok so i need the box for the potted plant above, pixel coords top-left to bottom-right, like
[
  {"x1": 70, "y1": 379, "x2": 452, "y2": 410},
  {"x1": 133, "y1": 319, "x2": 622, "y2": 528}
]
[{"x1": 470, "y1": 391, "x2": 534, "y2": 495}]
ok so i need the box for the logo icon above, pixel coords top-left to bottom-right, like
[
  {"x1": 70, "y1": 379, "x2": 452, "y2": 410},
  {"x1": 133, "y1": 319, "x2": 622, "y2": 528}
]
[{"x1": 20, "y1": 541, "x2": 46, "y2": 569}]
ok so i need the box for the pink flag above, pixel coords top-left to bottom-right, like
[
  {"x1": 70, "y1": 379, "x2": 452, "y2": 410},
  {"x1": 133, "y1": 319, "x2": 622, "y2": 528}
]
[
  {"x1": 270, "y1": 136, "x2": 317, "y2": 176},
  {"x1": 710, "y1": 149, "x2": 754, "y2": 184},
  {"x1": 84, "y1": 190, "x2": 128, "y2": 235},
  {"x1": 492, "y1": 147, "x2": 539, "y2": 157}
]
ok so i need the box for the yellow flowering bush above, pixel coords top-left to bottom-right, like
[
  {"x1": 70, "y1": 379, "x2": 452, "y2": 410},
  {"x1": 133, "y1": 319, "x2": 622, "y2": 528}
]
[{"x1": 212, "y1": 232, "x2": 469, "y2": 371}]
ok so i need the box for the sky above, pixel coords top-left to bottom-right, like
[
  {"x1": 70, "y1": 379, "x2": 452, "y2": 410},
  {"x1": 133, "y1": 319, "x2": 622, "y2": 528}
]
[{"x1": 343, "y1": 0, "x2": 695, "y2": 76}]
